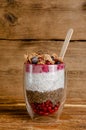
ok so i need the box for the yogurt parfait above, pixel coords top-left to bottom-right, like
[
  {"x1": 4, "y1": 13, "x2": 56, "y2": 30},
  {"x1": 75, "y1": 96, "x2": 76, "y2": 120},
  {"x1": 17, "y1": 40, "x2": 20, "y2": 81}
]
[{"x1": 24, "y1": 52, "x2": 66, "y2": 121}]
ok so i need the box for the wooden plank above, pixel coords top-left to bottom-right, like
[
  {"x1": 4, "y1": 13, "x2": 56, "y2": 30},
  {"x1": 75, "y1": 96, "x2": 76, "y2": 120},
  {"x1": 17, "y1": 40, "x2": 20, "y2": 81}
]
[
  {"x1": 0, "y1": 40, "x2": 86, "y2": 104},
  {"x1": 0, "y1": 0, "x2": 86, "y2": 39},
  {"x1": 0, "y1": 40, "x2": 86, "y2": 71},
  {"x1": 0, "y1": 104, "x2": 86, "y2": 130}
]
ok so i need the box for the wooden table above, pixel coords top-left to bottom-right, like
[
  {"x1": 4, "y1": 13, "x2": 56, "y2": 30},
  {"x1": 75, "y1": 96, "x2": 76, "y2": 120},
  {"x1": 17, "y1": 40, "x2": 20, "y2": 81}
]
[{"x1": 0, "y1": 0, "x2": 86, "y2": 130}]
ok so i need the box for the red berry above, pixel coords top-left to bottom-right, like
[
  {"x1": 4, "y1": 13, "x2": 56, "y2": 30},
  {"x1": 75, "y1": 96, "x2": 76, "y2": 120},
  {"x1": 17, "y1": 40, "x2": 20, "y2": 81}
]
[
  {"x1": 39, "y1": 111, "x2": 44, "y2": 115},
  {"x1": 42, "y1": 107, "x2": 47, "y2": 112},
  {"x1": 45, "y1": 100, "x2": 51, "y2": 104},
  {"x1": 46, "y1": 60, "x2": 51, "y2": 65},
  {"x1": 40, "y1": 102, "x2": 44, "y2": 106},
  {"x1": 34, "y1": 109, "x2": 37, "y2": 112},
  {"x1": 48, "y1": 106, "x2": 52, "y2": 112},
  {"x1": 42, "y1": 65, "x2": 49, "y2": 72},
  {"x1": 54, "y1": 106, "x2": 58, "y2": 111},
  {"x1": 31, "y1": 100, "x2": 60, "y2": 116},
  {"x1": 44, "y1": 112, "x2": 49, "y2": 116},
  {"x1": 50, "y1": 109, "x2": 55, "y2": 113}
]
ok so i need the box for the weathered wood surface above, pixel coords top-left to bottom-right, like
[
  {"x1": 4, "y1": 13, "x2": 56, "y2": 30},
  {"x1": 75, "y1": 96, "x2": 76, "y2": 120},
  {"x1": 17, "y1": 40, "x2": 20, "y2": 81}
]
[
  {"x1": 0, "y1": 40, "x2": 86, "y2": 105},
  {"x1": 0, "y1": 0, "x2": 86, "y2": 39},
  {"x1": 0, "y1": 104, "x2": 86, "y2": 130},
  {"x1": 0, "y1": 1, "x2": 86, "y2": 129}
]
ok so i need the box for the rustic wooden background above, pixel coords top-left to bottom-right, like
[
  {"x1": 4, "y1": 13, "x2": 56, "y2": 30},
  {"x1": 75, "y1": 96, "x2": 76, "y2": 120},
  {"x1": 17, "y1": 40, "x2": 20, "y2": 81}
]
[{"x1": 0, "y1": 0, "x2": 86, "y2": 130}]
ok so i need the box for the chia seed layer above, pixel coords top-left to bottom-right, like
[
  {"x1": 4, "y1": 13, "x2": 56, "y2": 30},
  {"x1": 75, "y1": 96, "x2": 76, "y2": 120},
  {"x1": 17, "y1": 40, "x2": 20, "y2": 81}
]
[{"x1": 26, "y1": 88, "x2": 64, "y2": 105}]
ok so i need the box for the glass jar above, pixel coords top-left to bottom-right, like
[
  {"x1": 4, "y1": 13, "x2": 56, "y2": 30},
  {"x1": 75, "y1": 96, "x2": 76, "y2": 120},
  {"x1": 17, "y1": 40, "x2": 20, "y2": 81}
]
[{"x1": 23, "y1": 63, "x2": 66, "y2": 123}]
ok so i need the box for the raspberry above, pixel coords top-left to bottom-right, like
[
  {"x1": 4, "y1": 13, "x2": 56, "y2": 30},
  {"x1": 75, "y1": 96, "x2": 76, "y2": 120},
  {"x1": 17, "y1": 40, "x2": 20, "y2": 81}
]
[
  {"x1": 57, "y1": 64, "x2": 64, "y2": 70},
  {"x1": 42, "y1": 65, "x2": 49, "y2": 72}
]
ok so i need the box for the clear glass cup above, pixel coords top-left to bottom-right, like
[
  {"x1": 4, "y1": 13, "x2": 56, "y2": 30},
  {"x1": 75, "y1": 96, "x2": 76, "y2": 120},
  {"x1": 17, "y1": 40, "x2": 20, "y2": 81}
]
[{"x1": 23, "y1": 63, "x2": 66, "y2": 123}]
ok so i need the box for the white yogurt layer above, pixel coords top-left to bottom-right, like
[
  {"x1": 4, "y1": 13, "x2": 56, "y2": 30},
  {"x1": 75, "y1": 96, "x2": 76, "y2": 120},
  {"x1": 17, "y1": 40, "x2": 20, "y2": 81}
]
[{"x1": 25, "y1": 69, "x2": 64, "y2": 92}]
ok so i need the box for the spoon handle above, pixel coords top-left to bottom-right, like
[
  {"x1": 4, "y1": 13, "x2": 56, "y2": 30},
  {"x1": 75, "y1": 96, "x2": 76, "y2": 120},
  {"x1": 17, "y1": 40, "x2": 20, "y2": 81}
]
[{"x1": 59, "y1": 28, "x2": 74, "y2": 60}]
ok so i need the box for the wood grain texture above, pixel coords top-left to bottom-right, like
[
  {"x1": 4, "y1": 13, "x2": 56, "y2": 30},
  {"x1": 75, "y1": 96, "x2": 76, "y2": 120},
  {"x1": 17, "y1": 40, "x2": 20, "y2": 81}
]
[
  {"x1": 0, "y1": 0, "x2": 86, "y2": 39},
  {"x1": 0, "y1": 1, "x2": 86, "y2": 129},
  {"x1": 0, "y1": 104, "x2": 86, "y2": 130},
  {"x1": 0, "y1": 40, "x2": 86, "y2": 105}
]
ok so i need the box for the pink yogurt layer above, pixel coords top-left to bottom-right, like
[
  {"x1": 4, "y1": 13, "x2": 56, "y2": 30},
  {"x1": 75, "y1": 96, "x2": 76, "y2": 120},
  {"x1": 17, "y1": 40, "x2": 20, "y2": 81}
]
[{"x1": 24, "y1": 63, "x2": 65, "y2": 73}]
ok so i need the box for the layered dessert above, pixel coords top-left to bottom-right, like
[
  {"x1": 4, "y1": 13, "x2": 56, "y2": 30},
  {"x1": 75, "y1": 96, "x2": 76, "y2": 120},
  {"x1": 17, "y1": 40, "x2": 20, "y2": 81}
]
[{"x1": 24, "y1": 52, "x2": 65, "y2": 117}]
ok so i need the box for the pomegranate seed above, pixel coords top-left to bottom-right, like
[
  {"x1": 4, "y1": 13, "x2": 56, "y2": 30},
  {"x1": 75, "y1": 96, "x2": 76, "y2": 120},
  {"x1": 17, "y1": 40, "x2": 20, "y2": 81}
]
[
  {"x1": 41, "y1": 103, "x2": 45, "y2": 107},
  {"x1": 33, "y1": 109, "x2": 37, "y2": 113},
  {"x1": 49, "y1": 102, "x2": 53, "y2": 107},
  {"x1": 39, "y1": 111, "x2": 44, "y2": 115},
  {"x1": 46, "y1": 104, "x2": 49, "y2": 108},
  {"x1": 48, "y1": 106, "x2": 52, "y2": 111},
  {"x1": 54, "y1": 106, "x2": 58, "y2": 111},
  {"x1": 31, "y1": 100, "x2": 60, "y2": 116},
  {"x1": 49, "y1": 109, "x2": 54, "y2": 113},
  {"x1": 37, "y1": 104, "x2": 41, "y2": 109},
  {"x1": 46, "y1": 100, "x2": 51, "y2": 104},
  {"x1": 43, "y1": 107, "x2": 47, "y2": 112},
  {"x1": 31, "y1": 103, "x2": 35, "y2": 108},
  {"x1": 44, "y1": 112, "x2": 49, "y2": 116}
]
